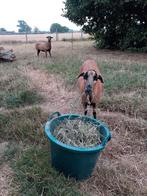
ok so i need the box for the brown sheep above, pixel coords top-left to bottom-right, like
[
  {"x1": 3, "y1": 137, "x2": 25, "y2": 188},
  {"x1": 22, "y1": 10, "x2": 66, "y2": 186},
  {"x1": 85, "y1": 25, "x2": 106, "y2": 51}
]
[
  {"x1": 77, "y1": 59, "x2": 104, "y2": 119},
  {"x1": 35, "y1": 36, "x2": 53, "y2": 57}
]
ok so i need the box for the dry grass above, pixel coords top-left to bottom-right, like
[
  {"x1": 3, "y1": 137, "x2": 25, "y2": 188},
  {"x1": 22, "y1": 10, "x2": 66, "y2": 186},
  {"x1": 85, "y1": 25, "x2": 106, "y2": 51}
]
[
  {"x1": 53, "y1": 119, "x2": 101, "y2": 147},
  {"x1": 80, "y1": 113, "x2": 147, "y2": 196},
  {"x1": 0, "y1": 164, "x2": 14, "y2": 196}
]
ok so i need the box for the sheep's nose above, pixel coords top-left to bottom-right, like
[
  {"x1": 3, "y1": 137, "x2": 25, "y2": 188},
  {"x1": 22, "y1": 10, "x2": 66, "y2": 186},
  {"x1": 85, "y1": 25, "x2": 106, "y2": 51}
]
[{"x1": 85, "y1": 84, "x2": 92, "y2": 94}]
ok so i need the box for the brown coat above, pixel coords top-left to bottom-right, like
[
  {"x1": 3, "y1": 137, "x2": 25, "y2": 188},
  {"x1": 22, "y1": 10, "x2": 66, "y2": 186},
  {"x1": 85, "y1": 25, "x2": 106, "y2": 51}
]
[{"x1": 77, "y1": 59, "x2": 104, "y2": 118}]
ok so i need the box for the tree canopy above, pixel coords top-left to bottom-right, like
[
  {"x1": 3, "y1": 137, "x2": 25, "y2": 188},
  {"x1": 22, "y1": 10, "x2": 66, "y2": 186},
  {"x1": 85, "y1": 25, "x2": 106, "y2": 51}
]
[
  {"x1": 0, "y1": 28, "x2": 7, "y2": 32},
  {"x1": 17, "y1": 20, "x2": 32, "y2": 33},
  {"x1": 50, "y1": 23, "x2": 69, "y2": 33},
  {"x1": 63, "y1": 0, "x2": 147, "y2": 51},
  {"x1": 33, "y1": 27, "x2": 40, "y2": 34}
]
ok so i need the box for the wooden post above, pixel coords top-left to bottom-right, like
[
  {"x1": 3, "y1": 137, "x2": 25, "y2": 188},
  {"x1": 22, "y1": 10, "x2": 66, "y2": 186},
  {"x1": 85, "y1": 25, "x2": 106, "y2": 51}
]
[
  {"x1": 81, "y1": 30, "x2": 83, "y2": 40},
  {"x1": 25, "y1": 26, "x2": 28, "y2": 43},
  {"x1": 71, "y1": 30, "x2": 73, "y2": 50},
  {"x1": 56, "y1": 28, "x2": 58, "y2": 41}
]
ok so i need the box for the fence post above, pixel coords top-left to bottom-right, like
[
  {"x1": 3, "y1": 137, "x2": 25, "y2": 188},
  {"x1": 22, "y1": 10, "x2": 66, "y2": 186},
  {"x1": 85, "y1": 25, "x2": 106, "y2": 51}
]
[
  {"x1": 71, "y1": 30, "x2": 74, "y2": 50},
  {"x1": 25, "y1": 26, "x2": 28, "y2": 43},
  {"x1": 56, "y1": 28, "x2": 58, "y2": 41},
  {"x1": 80, "y1": 30, "x2": 83, "y2": 40}
]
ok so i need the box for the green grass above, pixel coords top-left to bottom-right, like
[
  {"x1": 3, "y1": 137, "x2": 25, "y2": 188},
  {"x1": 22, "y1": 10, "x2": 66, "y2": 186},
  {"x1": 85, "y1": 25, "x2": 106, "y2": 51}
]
[
  {"x1": 100, "y1": 62, "x2": 147, "y2": 94},
  {"x1": 0, "y1": 63, "x2": 42, "y2": 108},
  {"x1": 99, "y1": 90, "x2": 147, "y2": 119},
  {"x1": 12, "y1": 146, "x2": 82, "y2": 196},
  {"x1": 1, "y1": 142, "x2": 23, "y2": 164},
  {"x1": 0, "y1": 107, "x2": 48, "y2": 143},
  {"x1": 5, "y1": 89, "x2": 42, "y2": 108},
  {"x1": 1, "y1": 142, "x2": 83, "y2": 196},
  {"x1": 44, "y1": 57, "x2": 81, "y2": 85},
  {"x1": 45, "y1": 58, "x2": 147, "y2": 94}
]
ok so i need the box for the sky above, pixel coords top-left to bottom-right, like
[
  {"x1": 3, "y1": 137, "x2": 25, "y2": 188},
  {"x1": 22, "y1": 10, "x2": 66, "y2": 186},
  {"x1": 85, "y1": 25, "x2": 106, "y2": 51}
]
[{"x1": 0, "y1": 0, "x2": 81, "y2": 32}]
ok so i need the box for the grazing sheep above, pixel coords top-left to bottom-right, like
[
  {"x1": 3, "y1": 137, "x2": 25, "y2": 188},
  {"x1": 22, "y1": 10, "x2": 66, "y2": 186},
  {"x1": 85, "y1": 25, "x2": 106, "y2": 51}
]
[
  {"x1": 35, "y1": 36, "x2": 53, "y2": 57},
  {"x1": 77, "y1": 59, "x2": 104, "y2": 119}
]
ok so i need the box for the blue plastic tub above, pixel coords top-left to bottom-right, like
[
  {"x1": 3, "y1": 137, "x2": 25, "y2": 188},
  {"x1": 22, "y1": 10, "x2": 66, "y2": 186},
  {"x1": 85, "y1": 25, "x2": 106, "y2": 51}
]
[{"x1": 45, "y1": 112, "x2": 111, "y2": 180}]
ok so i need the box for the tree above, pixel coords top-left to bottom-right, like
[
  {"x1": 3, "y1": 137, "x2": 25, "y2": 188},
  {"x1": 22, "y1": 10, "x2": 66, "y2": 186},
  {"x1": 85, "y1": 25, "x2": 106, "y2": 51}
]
[
  {"x1": 50, "y1": 23, "x2": 69, "y2": 33},
  {"x1": 33, "y1": 27, "x2": 40, "y2": 34},
  {"x1": 17, "y1": 20, "x2": 32, "y2": 33},
  {"x1": 0, "y1": 28, "x2": 7, "y2": 32},
  {"x1": 63, "y1": 0, "x2": 147, "y2": 51}
]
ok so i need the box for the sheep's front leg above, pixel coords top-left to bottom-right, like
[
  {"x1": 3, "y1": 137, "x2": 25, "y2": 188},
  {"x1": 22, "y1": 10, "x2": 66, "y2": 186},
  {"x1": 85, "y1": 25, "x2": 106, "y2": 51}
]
[
  {"x1": 49, "y1": 49, "x2": 51, "y2": 57},
  {"x1": 92, "y1": 103, "x2": 96, "y2": 119},
  {"x1": 84, "y1": 102, "x2": 88, "y2": 116}
]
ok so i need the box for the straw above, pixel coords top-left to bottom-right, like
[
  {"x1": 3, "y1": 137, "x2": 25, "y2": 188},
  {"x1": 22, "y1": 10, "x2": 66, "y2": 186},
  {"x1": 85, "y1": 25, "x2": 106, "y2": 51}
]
[{"x1": 52, "y1": 118, "x2": 102, "y2": 148}]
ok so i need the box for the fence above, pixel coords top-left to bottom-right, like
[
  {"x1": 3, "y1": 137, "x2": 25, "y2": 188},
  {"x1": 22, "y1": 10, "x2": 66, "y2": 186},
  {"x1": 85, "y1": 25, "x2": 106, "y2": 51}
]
[
  {"x1": 49, "y1": 31, "x2": 90, "y2": 41},
  {"x1": 0, "y1": 31, "x2": 90, "y2": 44}
]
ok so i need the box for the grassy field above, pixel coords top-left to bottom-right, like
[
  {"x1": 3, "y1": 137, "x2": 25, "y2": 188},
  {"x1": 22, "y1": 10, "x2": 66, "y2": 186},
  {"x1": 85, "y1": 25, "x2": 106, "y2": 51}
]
[{"x1": 0, "y1": 39, "x2": 147, "y2": 196}]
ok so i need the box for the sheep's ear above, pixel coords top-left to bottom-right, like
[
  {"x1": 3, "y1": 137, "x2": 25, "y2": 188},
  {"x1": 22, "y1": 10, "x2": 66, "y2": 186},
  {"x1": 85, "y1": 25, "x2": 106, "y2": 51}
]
[
  {"x1": 77, "y1": 72, "x2": 84, "y2": 78},
  {"x1": 97, "y1": 75, "x2": 104, "y2": 83}
]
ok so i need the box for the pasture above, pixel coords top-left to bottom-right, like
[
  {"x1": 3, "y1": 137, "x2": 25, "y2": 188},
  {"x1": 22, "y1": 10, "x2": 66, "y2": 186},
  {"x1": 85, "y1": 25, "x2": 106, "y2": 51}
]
[{"x1": 0, "y1": 38, "x2": 147, "y2": 196}]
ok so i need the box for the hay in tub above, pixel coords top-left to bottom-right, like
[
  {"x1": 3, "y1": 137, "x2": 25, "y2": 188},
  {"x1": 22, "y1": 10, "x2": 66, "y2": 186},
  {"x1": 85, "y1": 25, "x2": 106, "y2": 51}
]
[{"x1": 52, "y1": 118, "x2": 102, "y2": 148}]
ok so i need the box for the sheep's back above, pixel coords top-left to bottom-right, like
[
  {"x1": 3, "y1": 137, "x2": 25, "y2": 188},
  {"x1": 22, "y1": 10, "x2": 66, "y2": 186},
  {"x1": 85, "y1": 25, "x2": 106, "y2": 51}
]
[
  {"x1": 80, "y1": 59, "x2": 100, "y2": 74},
  {"x1": 35, "y1": 42, "x2": 50, "y2": 50}
]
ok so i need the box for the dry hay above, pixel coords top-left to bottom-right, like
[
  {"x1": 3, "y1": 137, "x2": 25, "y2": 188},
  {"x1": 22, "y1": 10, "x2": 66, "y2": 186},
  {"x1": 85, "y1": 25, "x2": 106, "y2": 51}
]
[
  {"x1": 52, "y1": 119, "x2": 102, "y2": 148},
  {"x1": 80, "y1": 113, "x2": 147, "y2": 196}
]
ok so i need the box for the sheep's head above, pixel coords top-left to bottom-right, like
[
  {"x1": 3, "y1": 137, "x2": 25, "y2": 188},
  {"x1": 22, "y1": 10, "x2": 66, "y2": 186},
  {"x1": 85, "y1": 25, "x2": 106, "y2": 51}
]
[
  {"x1": 46, "y1": 36, "x2": 53, "y2": 41},
  {"x1": 78, "y1": 70, "x2": 104, "y2": 95}
]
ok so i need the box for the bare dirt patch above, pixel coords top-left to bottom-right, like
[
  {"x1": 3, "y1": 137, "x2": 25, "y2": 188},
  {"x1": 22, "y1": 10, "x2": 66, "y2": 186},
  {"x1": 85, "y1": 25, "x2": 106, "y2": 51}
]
[
  {"x1": 0, "y1": 164, "x2": 14, "y2": 196},
  {"x1": 24, "y1": 67, "x2": 78, "y2": 114},
  {"x1": 0, "y1": 142, "x2": 14, "y2": 196}
]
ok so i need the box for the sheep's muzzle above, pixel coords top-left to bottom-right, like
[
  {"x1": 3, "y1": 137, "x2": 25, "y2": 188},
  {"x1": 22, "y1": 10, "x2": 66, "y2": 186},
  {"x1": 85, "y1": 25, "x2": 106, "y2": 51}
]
[{"x1": 85, "y1": 84, "x2": 92, "y2": 95}]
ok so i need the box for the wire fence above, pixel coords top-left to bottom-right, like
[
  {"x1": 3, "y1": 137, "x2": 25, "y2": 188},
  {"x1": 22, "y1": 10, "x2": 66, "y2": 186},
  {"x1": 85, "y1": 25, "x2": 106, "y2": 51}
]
[{"x1": 0, "y1": 31, "x2": 90, "y2": 44}]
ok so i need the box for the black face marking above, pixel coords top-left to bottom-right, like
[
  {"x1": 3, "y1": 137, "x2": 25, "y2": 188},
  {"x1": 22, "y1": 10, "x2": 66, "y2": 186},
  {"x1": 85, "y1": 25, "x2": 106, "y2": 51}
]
[
  {"x1": 78, "y1": 71, "x2": 104, "y2": 84},
  {"x1": 83, "y1": 72, "x2": 88, "y2": 80},
  {"x1": 97, "y1": 75, "x2": 104, "y2": 83},
  {"x1": 77, "y1": 72, "x2": 84, "y2": 78},
  {"x1": 77, "y1": 72, "x2": 89, "y2": 80},
  {"x1": 93, "y1": 73, "x2": 98, "y2": 81}
]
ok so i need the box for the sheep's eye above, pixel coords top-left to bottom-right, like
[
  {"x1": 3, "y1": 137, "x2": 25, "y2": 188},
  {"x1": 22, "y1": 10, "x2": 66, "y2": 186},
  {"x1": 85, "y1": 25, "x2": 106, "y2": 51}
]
[
  {"x1": 93, "y1": 75, "x2": 97, "y2": 81},
  {"x1": 84, "y1": 73, "x2": 88, "y2": 80}
]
